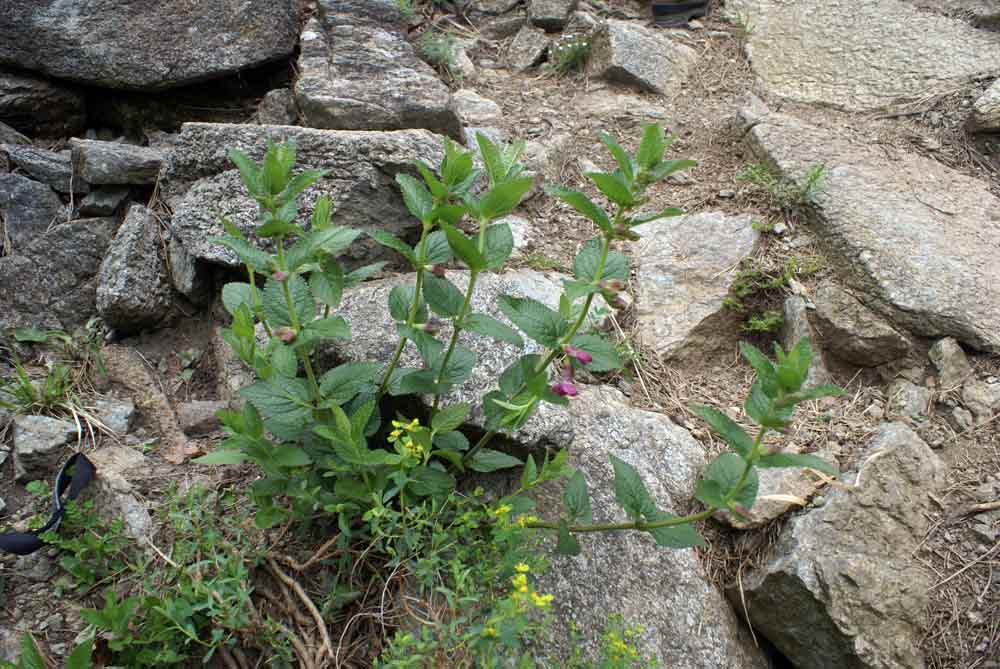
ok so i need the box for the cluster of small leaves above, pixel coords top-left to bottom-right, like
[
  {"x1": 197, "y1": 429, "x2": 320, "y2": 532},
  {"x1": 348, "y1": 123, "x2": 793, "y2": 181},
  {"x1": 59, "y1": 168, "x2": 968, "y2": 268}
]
[
  {"x1": 0, "y1": 634, "x2": 93, "y2": 669},
  {"x1": 550, "y1": 34, "x2": 591, "y2": 75}
]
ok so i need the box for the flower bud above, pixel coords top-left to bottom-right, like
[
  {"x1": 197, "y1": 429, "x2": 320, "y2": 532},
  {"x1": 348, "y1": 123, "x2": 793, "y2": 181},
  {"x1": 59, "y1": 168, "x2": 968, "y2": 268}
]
[
  {"x1": 421, "y1": 318, "x2": 443, "y2": 335},
  {"x1": 431, "y1": 265, "x2": 447, "y2": 278},
  {"x1": 564, "y1": 345, "x2": 593, "y2": 365},
  {"x1": 551, "y1": 380, "x2": 579, "y2": 397},
  {"x1": 610, "y1": 295, "x2": 629, "y2": 310},
  {"x1": 614, "y1": 225, "x2": 640, "y2": 241},
  {"x1": 275, "y1": 327, "x2": 296, "y2": 343},
  {"x1": 599, "y1": 279, "x2": 625, "y2": 293},
  {"x1": 272, "y1": 270, "x2": 289, "y2": 281}
]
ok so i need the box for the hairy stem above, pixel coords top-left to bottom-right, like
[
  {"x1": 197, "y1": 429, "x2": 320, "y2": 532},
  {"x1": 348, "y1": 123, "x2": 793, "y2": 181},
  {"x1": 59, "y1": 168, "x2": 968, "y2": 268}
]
[
  {"x1": 276, "y1": 238, "x2": 321, "y2": 402},
  {"x1": 431, "y1": 269, "x2": 479, "y2": 413}
]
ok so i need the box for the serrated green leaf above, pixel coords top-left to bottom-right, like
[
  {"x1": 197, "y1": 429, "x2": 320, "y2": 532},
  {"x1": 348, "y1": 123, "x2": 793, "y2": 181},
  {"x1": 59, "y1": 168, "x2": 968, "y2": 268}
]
[
  {"x1": 389, "y1": 283, "x2": 423, "y2": 323},
  {"x1": 397, "y1": 172, "x2": 434, "y2": 223},
  {"x1": 476, "y1": 132, "x2": 505, "y2": 187},
  {"x1": 409, "y1": 466, "x2": 455, "y2": 499},
  {"x1": 636, "y1": 124, "x2": 666, "y2": 170},
  {"x1": 757, "y1": 452, "x2": 838, "y2": 475},
  {"x1": 367, "y1": 229, "x2": 415, "y2": 263},
  {"x1": 480, "y1": 176, "x2": 534, "y2": 221},
  {"x1": 221, "y1": 282, "x2": 254, "y2": 316},
  {"x1": 569, "y1": 334, "x2": 622, "y2": 372},
  {"x1": 598, "y1": 131, "x2": 635, "y2": 184},
  {"x1": 12, "y1": 326, "x2": 48, "y2": 343},
  {"x1": 271, "y1": 446, "x2": 313, "y2": 468},
  {"x1": 320, "y1": 362, "x2": 382, "y2": 403},
  {"x1": 271, "y1": 343, "x2": 297, "y2": 377},
  {"x1": 439, "y1": 221, "x2": 486, "y2": 271},
  {"x1": 280, "y1": 169, "x2": 326, "y2": 203},
  {"x1": 393, "y1": 369, "x2": 444, "y2": 395},
  {"x1": 498, "y1": 295, "x2": 566, "y2": 348},
  {"x1": 422, "y1": 274, "x2": 466, "y2": 317},
  {"x1": 241, "y1": 377, "x2": 312, "y2": 426},
  {"x1": 211, "y1": 234, "x2": 273, "y2": 271},
  {"x1": 587, "y1": 171, "x2": 635, "y2": 208},
  {"x1": 689, "y1": 405, "x2": 754, "y2": 458},
  {"x1": 462, "y1": 313, "x2": 523, "y2": 346},
  {"x1": 17, "y1": 634, "x2": 46, "y2": 669},
  {"x1": 437, "y1": 344, "x2": 476, "y2": 387},
  {"x1": 645, "y1": 512, "x2": 706, "y2": 548},
  {"x1": 649, "y1": 159, "x2": 697, "y2": 181},
  {"x1": 414, "y1": 160, "x2": 447, "y2": 199},
  {"x1": 254, "y1": 505, "x2": 288, "y2": 529},
  {"x1": 66, "y1": 638, "x2": 94, "y2": 669},
  {"x1": 228, "y1": 148, "x2": 262, "y2": 195},
  {"x1": 398, "y1": 324, "x2": 443, "y2": 368},
  {"x1": 573, "y1": 238, "x2": 627, "y2": 282},
  {"x1": 556, "y1": 520, "x2": 581, "y2": 556},
  {"x1": 469, "y1": 448, "x2": 523, "y2": 473},
  {"x1": 564, "y1": 470, "x2": 593, "y2": 523},
  {"x1": 546, "y1": 185, "x2": 612, "y2": 234},
  {"x1": 630, "y1": 207, "x2": 685, "y2": 226},
  {"x1": 193, "y1": 448, "x2": 248, "y2": 466},
  {"x1": 704, "y1": 452, "x2": 758, "y2": 510},
  {"x1": 434, "y1": 430, "x2": 469, "y2": 452},
  {"x1": 345, "y1": 261, "x2": 386, "y2": 287},
  {"x1": 309, "y1": 262, "x2": 344, "y2": 308},
  {"x1": 483, "y1": 223, "x2": 514, "y2": 269},
  {"x1": 418, "y1": 230, "x2": 452, "y2": 265},
  {"x1": 262, "y1": 275, "x2": 313, "y2": 328},
  {"x1": 740, "y1": 342, "x2": 779, "y2": 397},
  {"x1": 610, "y1": 454, "x2": 655, "y2": 520},
  {"x1": 432, "y1": 403, "x2": 470, "y2": 433},
  {"x1": 302, "y1": 316, "x2": 350, "y2": 342}
]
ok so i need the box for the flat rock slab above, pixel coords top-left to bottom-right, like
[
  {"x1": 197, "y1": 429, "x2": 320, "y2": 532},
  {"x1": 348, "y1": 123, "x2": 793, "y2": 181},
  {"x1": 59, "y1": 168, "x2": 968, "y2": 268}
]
[
  {"x1": 295, "y1": 1, "x2": 460, "y2": 137},
  {"x1": 531, "y1": 386, "x2": 767, "y2": 668},
  {"x1": 1, "y1": 145, "x2": 86, "y2": 194},
  {"x1": 587, "y1": 20, "x2": 697, "y2": 95},
  {"x1": 332, "y1": 269, "x2": 586, "y2": 449},
  {"x1": 0, "y1": 173, "x2": 66, "y2": 250},
  {"x1": 727, "y1": 0, "x2": 1000, "y2": 111},
  {"x1": 161, "y1": 122, "x2": 446, "y2": 288},
  {"x1": 748, "y1": 111, "x2": 1000, "y2": 352},
  {"x1": 632, "y1": 212, "x2": 758, "y2": 360},
  {"x1": 0, "y1": 217, "x2": 115, "y2": 330},
  {"x1": 0, "y1": 69, "x2": 84, "y2": 136},
  {"x1": 71, "y1": 139, "x2": 164, "y2": 185},
  {"x1": 737, "y1": 422, "x2": 945, "y2": 668},
  {"x1": 0, "y1": 1, "x2": 299, "y2": 90}
]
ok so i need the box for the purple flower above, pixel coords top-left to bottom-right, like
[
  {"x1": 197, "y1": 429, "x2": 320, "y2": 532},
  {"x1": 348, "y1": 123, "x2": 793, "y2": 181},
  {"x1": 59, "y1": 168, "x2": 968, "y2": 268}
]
[
  {"x1": 275, "y1": 327, "x2": 296, "y2": 343},
  {"x1": 431, "y1": 265, "x2": 447, "y2": 278},
  {"x1": 272, "y1": 270, "x2": 289, "y2": 281},
  {"x1": 551, "y1": 380, "x2": 579, "y2": 397},
  {"x1": 564, "y1": 345, "x2": 593, "y2": 365}
]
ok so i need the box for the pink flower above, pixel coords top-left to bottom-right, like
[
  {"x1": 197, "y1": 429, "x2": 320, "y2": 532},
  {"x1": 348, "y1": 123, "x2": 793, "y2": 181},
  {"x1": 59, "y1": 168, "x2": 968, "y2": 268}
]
[
  {"x1": 272, "y1": 270, "x2": 289, "y2": 281},
  {"x1": 551, "y1": 380, "x2": 579, "y2": 397},
  {"x1": 564, "y1": 345, "x2": 593, "y2": 365},
  {"x1": 275, "y1": 327, "x2": 296, "y2": 343}
]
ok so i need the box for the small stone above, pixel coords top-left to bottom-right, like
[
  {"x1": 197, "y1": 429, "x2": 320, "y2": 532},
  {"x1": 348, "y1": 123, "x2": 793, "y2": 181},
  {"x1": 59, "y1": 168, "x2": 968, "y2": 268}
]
[
  {"x1": 70, "y1": 139, "x2": 164, "y2": 185},
  {"x1": 587, "y1": 20, "x2": 697, "y2": 95},
  {"x1": 528, "y1": 0, "x2": 578, "y2": 31},
  {"x1": 772, "y1": 221, "x2": 788, "y2": 235},
  {"x1": 452, "y1": 89, "x2": 502, "y2": 126},
  {"x1": 718, "y1": 189, "x2": 736, "y2": 198},
  {"x1": 782, "y1": 296, "x2": 831, "y2": 389},
  {"x1": 885, "y1": 379, "x2": 932, "y2": 420},
  {"x1": 176, "y1": 400, "x2": 227, "y2": 436},
  {"x1": 1, "y1": 145, "x2": 87, "y2": 194},
  {"x1": 962, "y1": 380, "x2": 1000, "y2": 422},
  {"x1": 12, "y1": 415, "x2": 78, "y2": 482},
  {"x1": 256, "y1": 88, "x2": 298, "y2": 125},
  {"x1": 813, "y1": 282, "x2": 910, "y2": 367},
  {"x1": 83, "y1": 445, "x2": 153, "y2": 541},
  {"x1": 92, "y1": 398, "x2": 136, "y2": 435},
  {"x1": 952, "y1": 406, "x2": 975, "y2": 432},
  {"x1": 507, "y1": 25, "x2": 550, "y2": 71},
  {"x1": 78, "y1": 186, "x2": 130, "y2": 217},
  {"x1": 929, "y1": 337, "x2": 973, "y2": 389},
  {"x1": 15, "y1": 554, "x2": 55, "y2": 583},
  {"x1": 969, "y1": 78, "x2": 1000, "y2": 132}
]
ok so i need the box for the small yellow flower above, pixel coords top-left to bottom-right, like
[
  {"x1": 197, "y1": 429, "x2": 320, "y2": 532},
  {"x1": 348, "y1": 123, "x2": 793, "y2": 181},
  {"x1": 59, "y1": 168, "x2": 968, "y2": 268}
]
[
  {"x1": 483, "y1": 626, "x2": 498, "y2": 638},
  {"x1": 511, "y1": 573, "x2": 529, "y2": 593},
  {"x1": 515, "y1": 514, "x2": 539, "y2": 528},
  {"x1": 491, "y1": 504, "x2": 512, "y2": 518},
  {"x1": 530, "y1": 592, "x2": 554, "y2": 608},
  {"x1": 514, "y1": 562, "x2": 530, "y2": 573}
]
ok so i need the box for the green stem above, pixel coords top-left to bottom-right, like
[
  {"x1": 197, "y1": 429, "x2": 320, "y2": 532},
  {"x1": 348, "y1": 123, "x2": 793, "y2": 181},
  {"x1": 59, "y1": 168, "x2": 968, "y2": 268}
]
[
  {"x1": 463, "y1": 232, "x2": 615, "y2": 465},
  {"x1": 431, "y1": 269, "x2": 478, "y2": 413},
  {"x1": 247, "y1": 266, "x2": 272, "y2": 338},
  {"x1": 376, "y1": 225, "x2": 433, "y2": 398},
  {"x1": 276, "y1": 238, "x2": 321, "y2": 402}
]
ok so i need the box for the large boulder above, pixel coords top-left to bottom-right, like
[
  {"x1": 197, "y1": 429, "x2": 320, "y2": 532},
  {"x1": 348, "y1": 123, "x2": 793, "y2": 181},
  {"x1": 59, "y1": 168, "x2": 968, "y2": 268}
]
[
  {"x1": 530, "y1": 386, "x2": 768, "y2": 668},
  {"x1": 0, "y1": 1, "x2": 299, "y2": 90},
  {"x1": 507, "y1": 25, "x2": 551, "y2": 72},
  {"x1": 0, "y1": 173, "x2": 66, "y2": 250},
  {"x1": 0, "y1": 217, "x2": 115, "y2": 330},
  {"x1": 737, "y1": 423, "x2": 945, "y2": 668},
  {"x1": 747, "y1": 111, "x2": 1000, "y2": 352},
  {"x1": 632, "y1": 212, "x2": 758, "y2": 360},
  {"x1": 294, "y1": 2, "x2": 460, "y2": 137},
  {"x1": 726, "y1": 0, "x2": 1000, "y2": 111},
  {"x1": 83, "y1": 445, "x2": 153, "y2": 541},
  {"x1": 96, "y1": 204, "x2": 178, "y2": 332},
  {"x1": 160, "y1": 122, "x2": 446, "y2": 296},
  {"x1": 331, "y1": 269, "x2": 585, "y2": 449},
  {"x1": 0, "y1": 69, "x2": 84, "y2": 136},
  {"x1": 587, "y1": 20, "x2": 697, "y2": 95}
]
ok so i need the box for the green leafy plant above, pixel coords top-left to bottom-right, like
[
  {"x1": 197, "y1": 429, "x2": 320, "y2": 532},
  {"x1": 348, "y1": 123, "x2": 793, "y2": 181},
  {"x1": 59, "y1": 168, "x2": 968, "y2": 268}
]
[
  {"x1": 737, "y1": 161, "x2": 827, "y2": 211},
  {"x1": 742, "y1": 309, "x2": 784, "y2": 334},
  {"x1": 0, "y1": 634, "x2": 93, "y2": 669},
  {"x1": 176, "y1": 348, "x2": 203, "y2": 383},
  {"x1": 417, "y1": 30, "x2": 458, "y2": 79},
  {"x1": 549, "y1": 35, "x2": 591, "y2": 76}
]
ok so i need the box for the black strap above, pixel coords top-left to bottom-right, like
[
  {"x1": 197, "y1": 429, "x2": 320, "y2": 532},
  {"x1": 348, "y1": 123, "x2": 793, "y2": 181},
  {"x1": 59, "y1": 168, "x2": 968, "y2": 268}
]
[{"x1": 0, "y1": 453, "x2": 96, "y2": 555}]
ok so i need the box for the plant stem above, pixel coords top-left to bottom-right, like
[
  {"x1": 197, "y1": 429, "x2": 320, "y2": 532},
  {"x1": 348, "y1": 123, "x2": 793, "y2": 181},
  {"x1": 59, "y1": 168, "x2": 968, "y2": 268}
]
[
  {"x1": 276, "y1": 238, "x2": 321, "y2": 402},
  {"x1": 247, "y1": 266, "x2": 272, "y2": 338},
  {"x1": 431, "y1": 269, "x2": 478, "y2": 413}
]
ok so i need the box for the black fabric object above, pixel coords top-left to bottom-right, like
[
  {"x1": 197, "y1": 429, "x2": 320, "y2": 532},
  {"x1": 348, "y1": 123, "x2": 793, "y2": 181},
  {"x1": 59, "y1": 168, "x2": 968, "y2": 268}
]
[
  {"x1": 0, "y1": 452, "x2": 95, "y2": 555},
  {"x1": 651, "y1": 1, "x2": 709, "y2": 26}
]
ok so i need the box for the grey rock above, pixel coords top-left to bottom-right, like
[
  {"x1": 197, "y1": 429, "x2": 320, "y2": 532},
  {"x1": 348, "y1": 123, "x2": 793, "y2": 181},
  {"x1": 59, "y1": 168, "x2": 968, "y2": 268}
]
[
  {"x1": 530, "y1": 386, "x2": 767, "y2": 668},
  {"x1": 929, "y1": 337, "x2": 973, "y2": 389},
  {"x1": 257, "y1": 88, "x2": 298, "y2": 126},
  {"x1": 961, "y1": 380, "x2": 1000, "y2": 422},
  {"x1": 452, "y1": 89, "x2": 502, "y2": 126},
  {"x1": 472, "y1": 0, "x2": 522, "y2": 15},
  {"x1": 969, "y1": 79, "x2": 1000, "y2": 133},
  {"x1": 738, "y1": 422, "x2": 945, "y2": 669},
  {"x1": 462, "y1": 126, "x2": 508, "y2": 150},
  {"x1": 481, "y1": 15, "x2": 528, "y2": 40},
  {"x1": 747, "y1": 111, "x2": 1000, "y2": 352},
  {"x1": 903, "y1": 0, "x2": 1000, "y2": 29},
  {"x1": 886, "y1": 379, "x2": 932, "y2": 421},
  {"x1": 176, "y1": 400, "x2": 227, "y2": 436},
  {"x1": 507, "y1": 25, "x2": 551, "y2": 72},
  {"x1": 726, "y1": 0, "x2": 1000, "y2": 111},
  {"x1": 0, "y1": 495, "x2": 5, "y2": 514},
  {"x1": 951, "y1": 405, "x2": 975, "y2": 432},
  {"x1": 294, "y1": 4, "x2": 460, "y2": 137},
  {"x1": 161, "y1": 122, "x2": 445, "y2": 272},
  {"x1": 0, "y1": 628, "x2": 20, "y2": 664},
  {"x1": 12, "y1": 414, "x2": 78, "y2": 481},
  {"x1": 0, "y1": 173, "x2": 66, "y2": 250},
  {"x1": 0, "y1": 69, "x2": 84, "y2": 136},
  {"x1": 1, "y1": 144, "x2": 86, "y2": 193},
  {"x1": 333, "y1": 269, "x2": 589, "y2": 449},
  {"x1": 70, "y1": 139, "x2": 164, "y2": 185},
  {"x1": 813, "y1": 282, "x2": 910, "y2": 367},
  {"x1": 212, "y1": 326, "x2": 257, "y2": 406},
  {"x1": 96, "y1": 204, "x2": 177, "y2": 332},
  {"x1": 564, "y1": 10, "x2": 599, "y2": 36},
  {"x1": 633, "y1": 212, "x2": 758, "y2": 360},
  {"x1": 15, "y1": 553, "x2": 54, "y2": 582},
  {"x1": 167, "y1": 234, "x2": 207, "y2": 303},
  {"x1": 0, "y1": 217, "x2": 115, "y2": 330},
  {"x1": 529, "y1": 0, "x2": 578, "y2": 31},
  {"x1": 0, "y1": 1, "x2": 299, "y2": 91},
  {"x1": 92, "y1": 398, "x2": 135, "y2": 434},
  {"x1": 83, "y1": 445, "x2": 153, "y2": 541},
  {"x1": 587, "y1": 20, "x2": 697, "y2": 95},
  {"x1": 782, "y1": 296, "x2": 831, "y2": 389},
  {"x1": 0, "y1": 120, "x2": 29, "y2": 144},
  {"x1": 79, "y1": 186, "x2": 130, "y2": 217}
]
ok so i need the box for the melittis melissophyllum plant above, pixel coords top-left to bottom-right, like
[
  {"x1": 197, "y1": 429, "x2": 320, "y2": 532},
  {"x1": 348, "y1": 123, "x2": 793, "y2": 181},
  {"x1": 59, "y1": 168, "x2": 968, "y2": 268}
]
[{"x1": 197, "y1": 126, "x2": 842, "y2": 552}]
